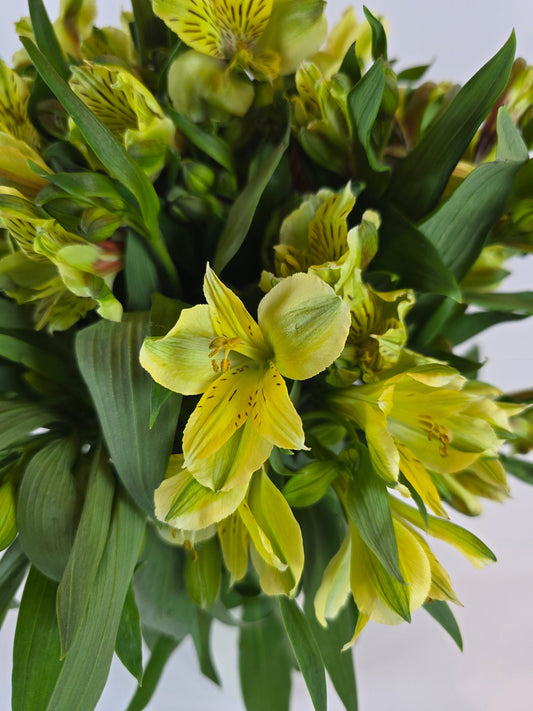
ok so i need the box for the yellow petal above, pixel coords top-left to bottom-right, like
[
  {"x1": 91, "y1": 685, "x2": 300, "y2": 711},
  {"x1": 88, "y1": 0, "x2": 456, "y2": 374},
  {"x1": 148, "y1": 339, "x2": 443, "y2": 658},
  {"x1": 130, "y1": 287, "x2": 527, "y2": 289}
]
[
  {"x1": 258, "y1": 272, "x2": 350, "y2": 380},
  {"x1": 314, "y1": 530, "x2": 351, "y2": 626},
  {"x1": 183, "y1": 363, "x2": 262, "y2": 462},
  {"x1": 218, "y1": 511, "x2": 249, "y2": 584},
  {"x1": 187, "y1": 417, "x2": 272, "y2": 491},
  {"x1": 398, "y1": 444, "x2": 447, "y2": 518},
  {"x1": 154, "y1": 455, "x2": 247, "y2": 530},
  {"x1": 203, "y1": 265, "x2": 269, "y2": 361},
  {"x1": 239, "y1": 498, "x2": 287, "y2": 572},
  {"x1": 140, "y1": 304, "x2": 218, "y2": 396},
  {"x1": 0, "y1": 60, "x2": 40, "y2": 148},
  {"x1": 307, "y1": 182, "x2": 355, "y2": 264},
  {"x1": 252, "y1": 362, "x2": 306, "y2": 450}
]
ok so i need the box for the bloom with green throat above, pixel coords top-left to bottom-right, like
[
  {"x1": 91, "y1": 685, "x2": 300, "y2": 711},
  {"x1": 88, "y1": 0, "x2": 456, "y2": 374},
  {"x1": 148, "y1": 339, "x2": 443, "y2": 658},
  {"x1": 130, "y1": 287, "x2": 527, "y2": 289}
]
[{"x1": 140, "y1": 265, "x2": 350, "y2": 492}]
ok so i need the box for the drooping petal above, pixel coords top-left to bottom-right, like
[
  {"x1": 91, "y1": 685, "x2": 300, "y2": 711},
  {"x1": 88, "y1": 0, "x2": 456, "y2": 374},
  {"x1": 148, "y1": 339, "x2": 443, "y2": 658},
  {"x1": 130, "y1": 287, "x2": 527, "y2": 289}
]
[
  {"x1": 218, "y1": 511, "x2": 250, "y2": 585},
  {"x1": 140, "y1": 304, "x2": 218, "y2": 395},
  {"x1": 252, "y1": 362, "x2": 306, "y2": 450},
  {"x1": 154, "y1": 455, "x2": 247, "y2": 531},
  {"x1": 204, "y1": 265, "x2": 269, "y2": 361},
  {"x1": 183, "y1": 363, "x2": 263, "y2": 461},
  {"x1": 398, "y1": 444, "x2": 447, "y2": 518},
  {"x1": 187, "y1": 417, "x2": 272, "y2": 491},
  {"x1": 258, "y1": 272, "x2": 350, "y2": 380},
  {"x1": 314, "y1": 530, "x2": 351, "y2": 626}
]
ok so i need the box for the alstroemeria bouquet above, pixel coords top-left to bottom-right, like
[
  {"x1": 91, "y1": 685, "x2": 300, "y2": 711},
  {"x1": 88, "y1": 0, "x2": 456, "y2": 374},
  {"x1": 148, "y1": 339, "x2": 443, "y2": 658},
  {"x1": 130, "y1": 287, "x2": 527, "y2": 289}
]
[{"x1": 0, "y1": 1, "x2": 532, "y2": 709}]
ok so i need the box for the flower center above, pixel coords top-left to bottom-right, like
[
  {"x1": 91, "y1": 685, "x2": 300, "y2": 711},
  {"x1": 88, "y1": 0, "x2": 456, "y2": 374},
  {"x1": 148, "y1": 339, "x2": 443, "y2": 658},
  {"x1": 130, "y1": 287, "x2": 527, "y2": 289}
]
[
  {"x1": 418, "y1": 415, "x2": 451, "y2": 457},
  {"x1": 209, "y1": 335, "x2": 242, "y2": 373}
]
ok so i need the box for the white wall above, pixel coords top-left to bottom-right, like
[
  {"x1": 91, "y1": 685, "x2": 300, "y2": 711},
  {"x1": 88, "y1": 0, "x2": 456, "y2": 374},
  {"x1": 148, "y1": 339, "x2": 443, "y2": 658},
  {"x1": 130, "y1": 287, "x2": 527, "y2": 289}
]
[{"x1": 0, "y1": 2, "x2": 532, "y2": 710}]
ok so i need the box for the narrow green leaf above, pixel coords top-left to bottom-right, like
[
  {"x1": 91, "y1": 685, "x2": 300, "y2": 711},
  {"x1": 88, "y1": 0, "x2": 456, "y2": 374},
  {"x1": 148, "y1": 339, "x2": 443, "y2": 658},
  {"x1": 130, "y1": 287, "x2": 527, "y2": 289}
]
[
  {"x1": 125, "y1": 635, "x2": 179, "y2": 711},
  {"x1": 213, "y1": 100, "x2": 290, "y2": 273},
  {"x1": 17, "y1": 438, "x2": 80, "y2": 582},
  {"x1": 0, "y1": 333, "x2": 70, "y2": 382},
  {"x1": 12, "y1": 567, "x2": 62, "y2": 711},
  {"x1": 344, "y1": 446, "x2": 404, "y2": 584},
  {"x1": 496, "y1": 106, "x2": 529, "y2": 161},
  {"x1": 387, "y1": 32, "x2": 516, "y2": 219},
  {"x1": 239, "y1": 597, "x2": 291, "y2": 711},
  {"x1": 0, "y1": 540, "x2": 28, "y2": 628},
  {"x1": 44, "y1": 492, "x2": 145, "y2": 711},
  {"x1": 445, "y1": 310, "x2": 527, "y2": 345},
  {"x1": 279, "y1": 596, "x2": 327, "y2": 711},
  {"x1": 371, "y1": 203, "x2": 460, "y2": 298},
  {"x1": 76, "y1": 314, "x2": 180, "y2": 515},
  {"x1": 116, "y1": 582, "x2": 144, "y2": 684},
  {"x1": 28, "y1": 0, "x2": 69, "y2": 81},
  {"x1": 169, "y1": 109, "x2": 234, "y2": 173},
  {"x1": 397, "y1": 64, "x2": 431, "y2": 82},
  {"x1": 423, "y1": 600, "x2": 463, "y2": 650},
  {"x1": 339, "y1": 42, "x2": 361, "y2": 85},
  {"x1": 283, "y1": 460, "x2": 339, "y2": 508},
  {"x1": 500, "y1": 454, "x2": 533, "y2": 484},
  {"x1": 0, "y1": 401, "x2": 59, "y2": 452},
  {"x1": 363, "y1": 6, "x2": 388, "y2": 60},
  {"x1": 462, "y1": 291, "x2": 533, "y2": 314},
  {"x1": 56, "y1": 445, "x2": 115, "y2": 655},
  {"x1": 191, "y1": 608, "x2": 220, "y2": 686},
  {"x1": 420, "y1": 160, "x2": 526, "y2": 281},
  {"x1": 134, "y1": 526, "x2": 194, "y2": 640},
  {"x1": 125, "y1": 230, "x2": 161, "y2": 312},
  {"x1": 20, "y1": 38, "x2": 177, "y2": 284},
  {"x1": 0, "y1": 298, "x2": 33, "y2": 330}
]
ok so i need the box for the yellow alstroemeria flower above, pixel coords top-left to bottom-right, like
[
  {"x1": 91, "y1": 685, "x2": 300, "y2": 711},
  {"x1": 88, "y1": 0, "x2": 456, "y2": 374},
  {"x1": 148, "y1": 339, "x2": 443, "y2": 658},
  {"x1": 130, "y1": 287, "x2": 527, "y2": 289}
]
[
  {"x1": 141, "y1": 265, "x2": 350, "y2": 492},
  {"x1": 153, "y1": 0, "x2": 327, "y2": 80},
  {"x1": 329, "y1": 364, "x2": 520, "y2": 517}
]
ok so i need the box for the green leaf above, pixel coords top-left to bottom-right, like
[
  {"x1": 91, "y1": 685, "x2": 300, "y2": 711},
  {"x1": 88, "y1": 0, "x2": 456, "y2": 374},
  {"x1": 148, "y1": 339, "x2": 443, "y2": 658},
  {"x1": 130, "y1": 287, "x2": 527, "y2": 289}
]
[
  {"x1": 76, "y1": 313, "x2": 180, "y2": 515},
  {"x1": 0, "y1": 401, "x2": 59, "y2": 452},
  {"x1": 279, "y1": 596, "x2": 327, "y2": 711},
  {"x1": 0, "y1": 297, "x2": 33, "y2": 330},
  {"x1": 17, "y1": 437, "x2": 80, "y2": 582},
  {"x1": 500, "y1": 454, "x2": 533, "y2": 484},
  {"x1": 371, "y1": 203, "x2": 460, "y2": 298},
  {"x1": 343, "y1": 446, "x2": 404, "y2": 584},
  {"x1": 169, "y1": 109, "x2": 234, "y2": 173},
  {"x1": 0, "y1": 539, "x2": 28, "y2": 628},
  {"x1": 282, "y1": 460, "x2": 340, "y2": 508},
  {"x1": 420, "y1": 160, "x2": 526, "y2": 281},
  {"x1": 12, "y1": 566, "x2": 62, "y2": 711},
  {"x1": 125, "y1": 230, "x2": 161, "y2": 312},
  {"x1": 131, "y1": 0, "x2": 170, "y2": 64},
  {"x1": 397, "y1": 64, "x2": 431, "y2": 82},
  {"x1": 20, "y1": 38, "x2": 177, "y2": 285},
  {"x1": 445, "y1": 310, "x2": 527, "y2": 345},
  {"x1": 213, "y1": 100, "x2": 291, "y2": 273},
  {"x1": 462, "y1": 291, "x2": 533, "y2": 314},
  {"x1": 56, "y1": 445, "x2": 115, "y2": 656},
  {"x1": 0, "y1": 333, "x2": 71, "y2": 382},
  {"x1": 423, "y1": 600, "x2": 463, "y2": 650},
  {"x1": 191, "y1": 608, "x2": 220, "y2": 686},
  {"x1": 239, "y1": 597, "x2": 292, "y2": 711},
  {"x1": 363, "y1": 7, "x2": 387, "y2": 60},
  {"x1": 125, "y1": 635, "x2": 179, "y2": 711},
  {"x1": 134, "y1": 526, "x2": 194, "y2": 640},
  {"x1": 28, "y1": 0, "x2": 69, "y2": 81},
  {"x1": 44, "y1": 492, "x2": 145, "y2": 711},
  {"x1": 116, "y1": 582, "x2": 144, "y2": 684},
  {"x1": 496, "y1": 106, "x2": 529, "y2": 161},
  {"x1": 387, "y1": 32, "x2": 516, "y2": 219}
]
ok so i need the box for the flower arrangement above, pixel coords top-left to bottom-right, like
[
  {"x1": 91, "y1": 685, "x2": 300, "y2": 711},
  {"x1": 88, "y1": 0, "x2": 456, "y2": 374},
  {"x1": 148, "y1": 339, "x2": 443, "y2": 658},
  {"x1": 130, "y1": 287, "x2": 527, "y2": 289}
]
[{"x1": 0, "y1": 1, "x2": 532, "y2": 710}]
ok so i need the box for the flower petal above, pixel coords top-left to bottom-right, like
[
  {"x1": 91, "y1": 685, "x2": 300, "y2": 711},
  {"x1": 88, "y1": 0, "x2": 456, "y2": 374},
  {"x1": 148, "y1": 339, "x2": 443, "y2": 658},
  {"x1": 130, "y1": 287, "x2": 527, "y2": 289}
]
[
  {"x1": 314, "y1": 530, "x2": 351, "y2": 626},
  {"x1": 252, "y1": 363, "x2": 306, "y2": 450},
  {"x1": 218, "y1": 512, "x2": 249, "y2": 585},
  {"x1": 204, "y1": 265, "x2": 269, "y2": 360},
  {"x1": 187, "y1": 417, "x2": 272, "y2": 491},
  {"x1": 140, "y1": 304, "x2": 218, "y2": 395},
  {"x1": 258, "y1": 272, "x2": 350, "y2": 380},
  {"x1": 154, "y1": 455, "x2": 247, "y2": 531}
]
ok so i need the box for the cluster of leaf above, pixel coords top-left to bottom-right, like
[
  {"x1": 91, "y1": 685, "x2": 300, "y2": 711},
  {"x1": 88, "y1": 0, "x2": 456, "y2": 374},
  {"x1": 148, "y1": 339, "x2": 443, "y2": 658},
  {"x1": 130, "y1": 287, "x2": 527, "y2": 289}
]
[{"x1": 0, "y1": 1, "x2": 532, "y2": 711}]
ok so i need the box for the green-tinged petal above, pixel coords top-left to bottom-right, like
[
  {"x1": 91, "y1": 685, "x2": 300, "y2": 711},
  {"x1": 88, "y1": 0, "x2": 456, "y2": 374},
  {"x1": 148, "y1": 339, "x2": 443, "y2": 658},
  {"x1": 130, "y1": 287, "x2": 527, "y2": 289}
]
[
  {"x1": 204, "y1": 265, "x2": 269, "y2": 361},
  {"x1": 398, "y1": 445, "x2": 447, "y2": 518},
  {"x1": 258, "y1": 272, "x2": 350, "y2": 380},
  {"x1": 183, "y1": 363, "x2": 263, "y2": 462},
  {"x1": 245, "y1": 469, "x2": 304, "y2": 596},
  {"x1": 0, "y1": 60, "x2": 40, "y2": 148},
  {"x1": 218, "y1": 511, "x2": 249, "y2": 584},
  {"x1": 408, "y1": 528, "x2": 462, "y2": 605},
  {"x1": 252, "y1": 362, "x2": 306, "y2": 450},
  {"x1": 140, "y1": 304, "x2": 218, "y2": 395},
  {"x1": 239, "y1": 498, "x2": 287, "y2": 573},
  {"x1": 307, "y1": 182, "x2": 355, "y2": 264},
  {"x1": 314, "y1": 530, "x2": 351, "y2": 626},
  {"x1": 187, "y1": 417, "x2": 272, "y2": 491},
  {"x1": 391, "y1": 497, "x2": 496, "y2": 568},
  {"x1": 154, "y1": 455, "x2": 247, "y2": 531},
  {"x1": 0, "y1": 133, "x2": 51, "y2": 198}
]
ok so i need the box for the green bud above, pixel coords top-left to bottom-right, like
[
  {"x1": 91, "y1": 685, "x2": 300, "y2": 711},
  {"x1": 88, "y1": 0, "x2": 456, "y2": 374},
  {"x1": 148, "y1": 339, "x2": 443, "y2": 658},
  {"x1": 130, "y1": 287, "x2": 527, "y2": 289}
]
[{"x1": 181, "y1": 160, "x2": 215, "y2": 195}]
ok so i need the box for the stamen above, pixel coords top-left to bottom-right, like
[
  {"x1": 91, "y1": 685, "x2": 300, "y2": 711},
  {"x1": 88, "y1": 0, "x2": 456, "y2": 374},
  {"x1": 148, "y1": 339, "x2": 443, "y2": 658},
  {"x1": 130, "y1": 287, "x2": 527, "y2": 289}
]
[
  {"x1": 208, "y1": 335, "x2": 242, "y2": 373},
  {"x1": 418, "y1": 415, "x2": 452, "y2": 457}
]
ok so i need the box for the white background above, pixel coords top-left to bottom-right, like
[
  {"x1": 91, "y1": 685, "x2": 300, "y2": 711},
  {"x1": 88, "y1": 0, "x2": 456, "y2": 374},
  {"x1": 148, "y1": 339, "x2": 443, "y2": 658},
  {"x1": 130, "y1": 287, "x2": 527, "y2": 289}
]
[{"x1": 0, "y1": 1, "x2": 532, "y2": 709}]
